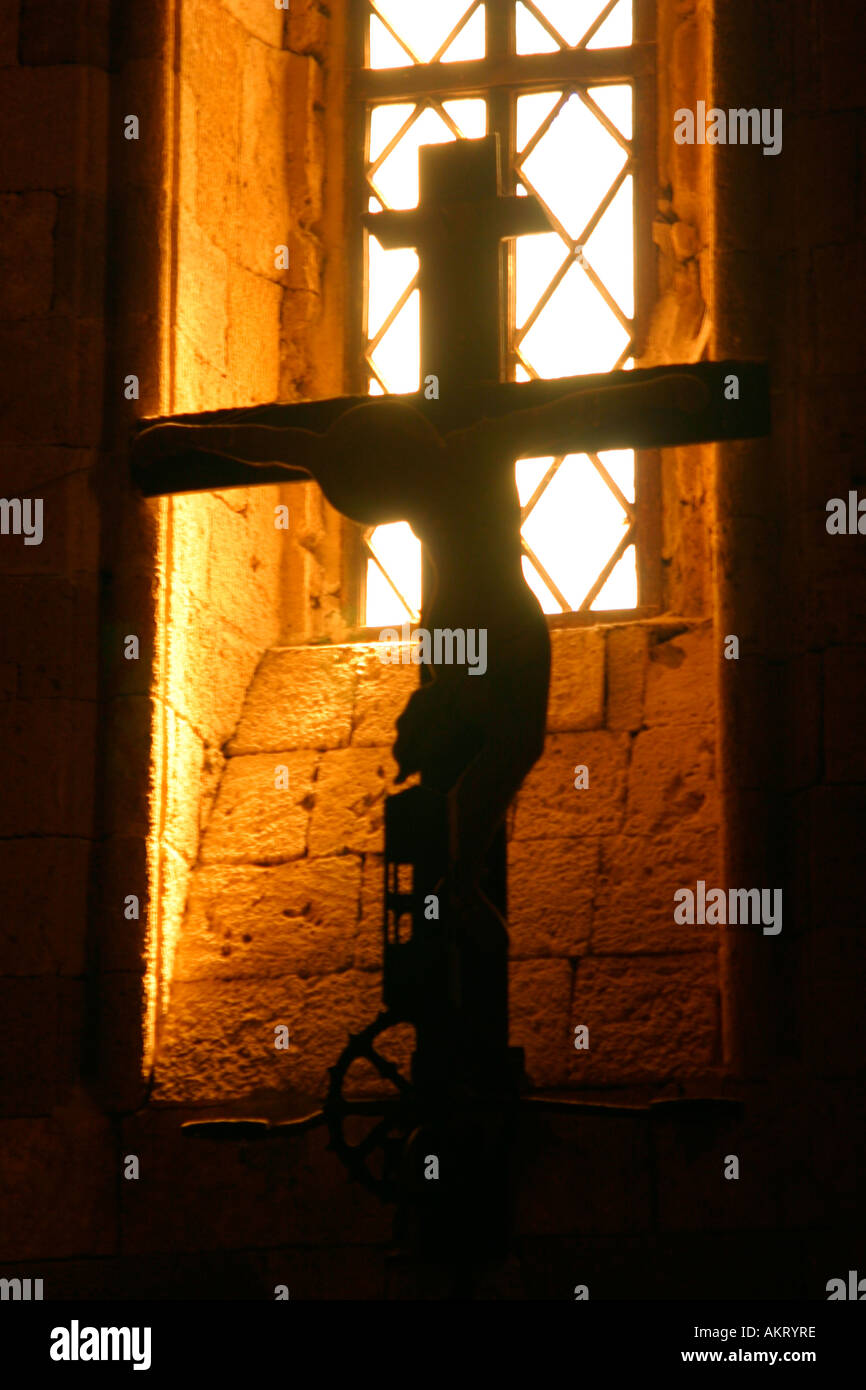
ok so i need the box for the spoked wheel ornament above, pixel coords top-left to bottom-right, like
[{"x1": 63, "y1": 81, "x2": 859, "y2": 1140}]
[{"x1": 323, "y1": 1010, "x2": 418, "y2": 1201}]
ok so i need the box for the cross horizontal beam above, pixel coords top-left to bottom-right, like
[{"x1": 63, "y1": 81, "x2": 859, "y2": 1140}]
[{"x1": 132, "y1": 360, "x2": 769, "y2": 498}]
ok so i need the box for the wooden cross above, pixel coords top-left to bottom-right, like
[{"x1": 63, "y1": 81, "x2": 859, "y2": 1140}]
[{"x1": 135, "y1": 136, "x2": 769, "y2": 1254}]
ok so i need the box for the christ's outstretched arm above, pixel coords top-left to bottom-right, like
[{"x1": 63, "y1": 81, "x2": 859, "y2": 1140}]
[{"x1": 446, "y1": 370, "x2": 712, "y2": 460}]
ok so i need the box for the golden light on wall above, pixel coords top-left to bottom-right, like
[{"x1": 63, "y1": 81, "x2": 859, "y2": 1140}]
[{"x1": 361, "y1": 0, "x2": 638, "y2": 626}]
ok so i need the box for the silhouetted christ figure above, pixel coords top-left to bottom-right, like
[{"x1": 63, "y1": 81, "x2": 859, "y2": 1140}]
[{"x1": 134, "y1": 370, "x2": 710, "y2": 1059}]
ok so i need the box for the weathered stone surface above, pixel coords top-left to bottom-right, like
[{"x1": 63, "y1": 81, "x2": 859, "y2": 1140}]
[
  {"x1": 227, "y1": 262, "x2": 282, "y2": 405},
  {"x1": 592, "y1": 821, "x2": 722, "y2": 954},
  {"x1": 1, "y1": 576, "x2": 100, "y2": 699},
  {"x1": 567, "y1": 954, "x2": 719, "y2": 1083},
  {"x1": 237, "y1": 42, "x2": 295, "y2": 275},
  {"x1": 0, "y1": 1096, "x2": 115, "y2": 1259},
  {"x1": 0, "y1": 698, "x2": 96, "y2": 837},
  {"x1": 0, "y1": 318, "x2": 104, "y2": 445},
  {"x1": 512, "y1": 732, "x2": 630, "y2": 840},
  {"x1": 644, "y1": 624, "x2": 716, "y2": 727},
  {"x1": 510, "y1": 959, "x2": 573, "y2": 1087},
  {"x1": 154, "y1": 969, "x2": 382, "y2": 1104},
  {"x1": 231, "y1": 647, "x2": 355, "y2": 753},
  {"x1": 165, "y1": 580, "x2": 264, "y2": 747},
  {"x1": 205, "y1": 490, "x2": 283, "y2": 649},
  {"x1": 19, "y1": 0, "x2": 111, "y2": 67},
  {"x1": 0, "y1": 192, "x2": 56, "y2": 319},
  {"x1": 515, "y1": 1112, "x2": 652, "y2": 1236},
  {"x1": 0, "y1": 978, "x2": 58, "y2": 1115},
  {"x1": 0, "y1": 838, "x2": 90, "y2": 976},
  {"x1": 163, "y1": 709, "x2": 205, "y2": 863},
  {"x1": 508, "y1": 836, "x2": 597, "y2": 958},
  {"x1": 0, "y1": 67, "x2": 108, "y2": 193},
  {"x1": 120, "y1": 1110, "x2": 390, "y2": 1254},
  {"x1": 626, "y1": 724, "x2": 717, "y2": 838},
  {"x1": 351, "y1": 647, "x2": 417, "y2": 747},
  {"x1": 546, "y1": 627, "x2": 605, "y2": 731},
  {"x1": 175, "y1": 857, "x2": 361, "y2": 979},
  {"x1": 200, "y1": 750, "x2": 317, "y2": 864},
  {"x1": 606, "y1": 624, "x2": 649, "y2": 731},
  {"x1": 307, "y1": 748, "x2": 400, "y2": 856},
  {"x1": 824, "y1": 645, "x2": 866, "y2": 783},
  {"x1": 223, "y1": 0, "x2": 285, "y2": 47},
  {"x1": 175, "y1": 217, "x2": 229, "y2": 371}
]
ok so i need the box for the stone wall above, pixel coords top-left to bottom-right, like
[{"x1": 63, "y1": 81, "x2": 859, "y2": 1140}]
[
  {"x1": 154, "y1": 621, "x2": 721, "y2": 1103},
  {"x1": 1, "y1": 0, "x2": 863, "y2": 1302}
]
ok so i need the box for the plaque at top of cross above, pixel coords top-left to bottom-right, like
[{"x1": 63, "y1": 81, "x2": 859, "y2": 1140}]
[{"x1": 367, "y1": 134, "x2": 548, "y2": 391}]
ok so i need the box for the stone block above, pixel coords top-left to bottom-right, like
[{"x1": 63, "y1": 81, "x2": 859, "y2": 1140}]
[
  {"x1": 172, "y1": 328, "x2": 233, "y2": 414},
  {"x1": 801, "y1": 930, "x2": 866, "y2": 1075},
  {"x1": 163, "y1": 709, "x2": 205, "y2": 863},
  {"x1": 800, "y1": 785, "x2": 866, "y2": 928},
  {"x1": 0, "y1": 2, "x2": 18, "y2": 64},
  {"x1": 283, "y1": 51, "x2": 323, "y2": 225},
  {"x1": 626, "y1": 724, "x2": 717, "y2": 838},
  {"x1": 567, "y1": 954, "x2": 719, "y2": 1083},
  {"x1": 307, "y1": 748, "x2": 400, "y2": 856},
  {"x1": 119, "y1": 1107, "x2": 390, "y2": 1254},
  {"x1": 175, "y1": 216, "x2": 230, "y2": 372},
  {"x1": 644, "y1": 624, "x2": 715, "y2": 727},
  {"x1": 0, "y1": 838, "x2": 90, "y2": 976},
  {"x1": 592, "y1": 820, "x2": 722, "y2": 954},
  {"x1": 231, "y1": 646, "x2": 356, "y2": 753},
  {"x1": 508, "y1": 836, "x2": 597, "y2": 958},
  {"x1": 546, "y1": 627, "x2": 605, "y2": 731},
  {"x1": 351, "y1": 647, "x2": 418, "y2": 748},
  {"x1": 0, "y1": 698, "x2": 96, "y2": 837},
  {"x1": 227, "y1": 261, "x2": 283, "y2": 404},
  {"x1": 0, "y1": 454, "x2": 101, "y2": 578},
  {"x1": 606, "y1": 624, "x2": 649, "y2": 731},
  {"x1": 781, "y1": 113, "x2": 859, "y2": 250},
  {"x1": 237, "y1": 43, "x2": 294, "y2": 273},
  {"x1": 223, "y1": 0, "x2": 285, "y2": 46},
  {"x1": 814, "y1": 242, "x2": 866, "y2": 377},
  {"x1": 824, "y1": 645, "x2": 866, "y2": 782},
  {"x1": 0, "y1": 575, "x2": 100, "y2": 699},
  {"x1": 0, "y1": 192, "x2": 56, "y2": 319},
  {"x1": 181, "y1": 0, "x2": 245, "y2": 244},
  {"x1": 514, "y1": 1112, "x2": 652, "y2": 1236},
  {"x1": 512, "y1": 732, "x2": 630, "y2": 840},
  {"x1": 164, "y1": 580, "x2": 263, "y2": 745},
  {"x1": 175, "y1": 856, "x2": 361, "y2": 979},
  {"x1": 200, "y1": 750, "x2": 318, "y2": 864},
  {"x1": 509, "y1": 958, "x2": 573, "y2": 1087},
  {"x1": 19, "y1": 0, "x2": 111, "y2": 66},
  {"x1": 0, "y1": 318, "x2": 104, "y2": 445},
  {"x1": 101, "y1": 695, "x2": 152, "y2": 841},
  {"x1": 0, "y1": 978, "x2": 58, "y2": 1115},
  {"x1": 0, "y1": 1096, "x2": 115, "y2": 1259},
  {"x1": 0, "y1": 66, "x2": 109, "y2": 193},
  {"x1": 204, "y1": 492, "x2": 282, "y2": 649},
  {"x1": 288, "y1": 1, "x2": 331, "y2": 55},
  {"x1": 153, "y1": 969, "x2": 381, "y2": 1105},
  {"x1": 94, "y1": 836, "x2": 149, "y2": 973}
]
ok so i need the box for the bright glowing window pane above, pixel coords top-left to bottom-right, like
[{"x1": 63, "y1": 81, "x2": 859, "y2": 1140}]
[
  {"x1": 368, "y1": 2, "x2": 485, "y2": 67},
  {"x1": 591, "y1": 544, "x2": 637, "y2": 609},
  {"x1": 362, "y1": 26, "x2": 639, "y2": 622},
  {"x1": 520, "y1": 454, "x2": 631, "y2": 609},
  {"x1": 516, "y1": 0, "x2": 632, "y2": 51},
  {"x1": 366, "y1": 522, "x2": 422, "y2": 627},
  {"x1": 519, "y1": 92, "x2": 627, "y2": 241}
]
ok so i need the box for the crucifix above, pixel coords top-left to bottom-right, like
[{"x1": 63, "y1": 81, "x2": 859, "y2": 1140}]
[{"x1": 133, "y1": 136, "x2": 768, "y2": 1266}]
